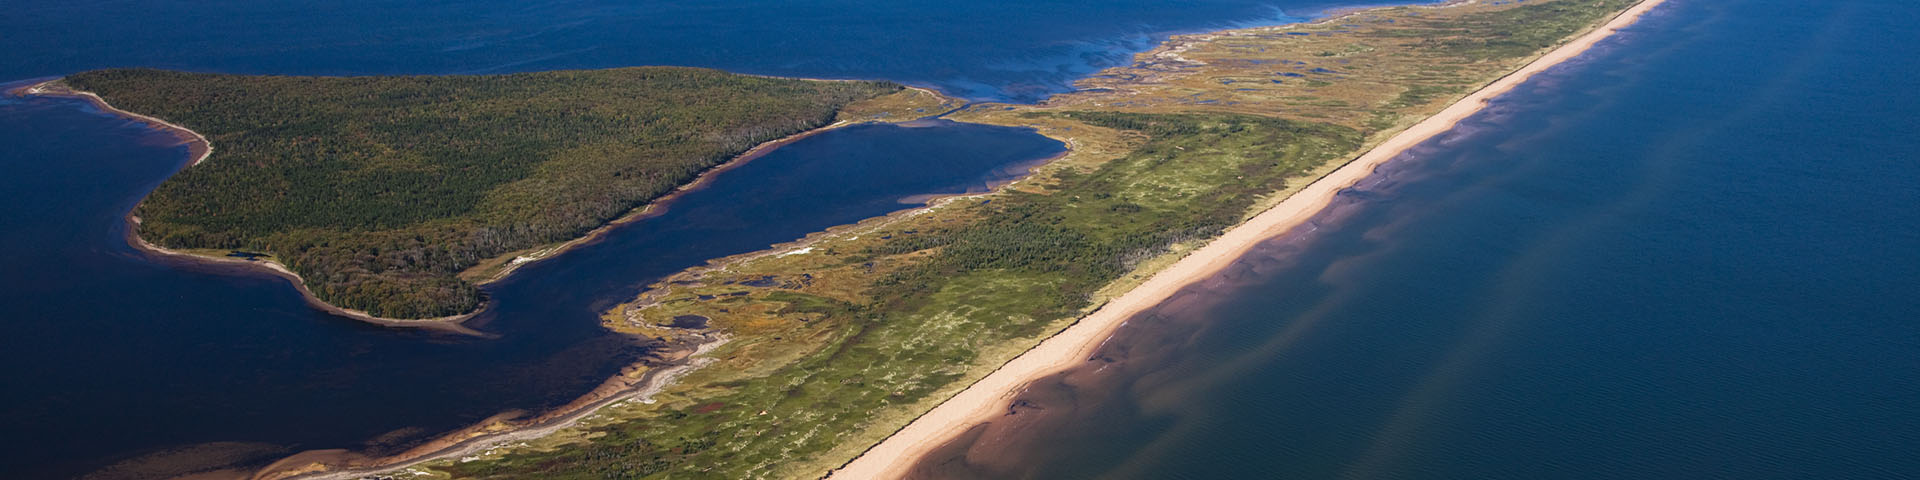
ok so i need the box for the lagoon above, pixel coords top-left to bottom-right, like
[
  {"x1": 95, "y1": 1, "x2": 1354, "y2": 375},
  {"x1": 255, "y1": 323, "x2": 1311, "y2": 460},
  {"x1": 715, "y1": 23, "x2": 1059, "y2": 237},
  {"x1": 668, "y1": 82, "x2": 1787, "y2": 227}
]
[{"x1": 0, "y1": 101, "x2": 1058, "y2": 477}]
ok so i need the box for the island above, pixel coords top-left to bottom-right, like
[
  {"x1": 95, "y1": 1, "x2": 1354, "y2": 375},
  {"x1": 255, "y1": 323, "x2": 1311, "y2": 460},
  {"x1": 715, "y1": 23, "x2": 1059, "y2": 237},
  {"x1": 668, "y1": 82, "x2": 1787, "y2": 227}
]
[
  {"x1": 28, "y1": 0, "x2": 1657, "y2": 477},
  {"x1": 39, "y1": 67, "x2": 948, "y2": 321}
]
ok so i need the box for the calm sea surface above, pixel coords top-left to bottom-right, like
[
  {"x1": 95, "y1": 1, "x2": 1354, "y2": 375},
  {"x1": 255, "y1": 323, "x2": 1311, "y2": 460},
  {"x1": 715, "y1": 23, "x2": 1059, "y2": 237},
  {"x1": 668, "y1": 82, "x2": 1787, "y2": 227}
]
[
  {"x1": 0, "y1": 0, "x2": 1389, "y2": 477},
  {"x1": 909, "y1": 0, "x2": 1920, "y2": 478},
  {"x1": 0, "y1": 0, "x2": 1384, "y2": 103}
]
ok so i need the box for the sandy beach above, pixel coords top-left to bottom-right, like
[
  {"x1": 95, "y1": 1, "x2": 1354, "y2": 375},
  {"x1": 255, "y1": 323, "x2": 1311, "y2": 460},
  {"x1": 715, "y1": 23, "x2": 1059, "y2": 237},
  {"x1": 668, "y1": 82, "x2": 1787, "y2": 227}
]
[
  {"x1": 832, "y1": 0, "x2": 1671, "y2": 477},
  {"x1": 19, "y1": 80, "x2": 212, "y2": 167}
]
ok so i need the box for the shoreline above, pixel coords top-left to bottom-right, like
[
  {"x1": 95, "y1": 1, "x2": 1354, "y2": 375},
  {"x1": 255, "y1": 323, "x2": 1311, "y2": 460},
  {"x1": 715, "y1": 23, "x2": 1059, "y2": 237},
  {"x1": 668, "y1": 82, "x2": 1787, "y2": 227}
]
[
  {"x1": 21, "y1": 79, "x2": 494, "y2": 330},
  {"x1": 124, "y1": 226, "x2": 489, "y2": 335},
  {"x1": 462, "y1": 115, "x2": 867, "y2": 286},
  {"x1": 13, "y1": 79, "x2": 899, "y2": 329},
  {"x1": 832, "y1": 0, "x2": 1671, "y2": 477},
  {"x1": 17, "y1": 80, "x2": 213, "y2": 167}
]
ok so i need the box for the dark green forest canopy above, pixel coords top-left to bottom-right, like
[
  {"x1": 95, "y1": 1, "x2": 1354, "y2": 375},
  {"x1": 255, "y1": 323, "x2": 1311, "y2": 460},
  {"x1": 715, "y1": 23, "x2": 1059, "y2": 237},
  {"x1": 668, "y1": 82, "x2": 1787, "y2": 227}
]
[{"x1": 67, "y1": 68, "x2": 901, "y2": 318}]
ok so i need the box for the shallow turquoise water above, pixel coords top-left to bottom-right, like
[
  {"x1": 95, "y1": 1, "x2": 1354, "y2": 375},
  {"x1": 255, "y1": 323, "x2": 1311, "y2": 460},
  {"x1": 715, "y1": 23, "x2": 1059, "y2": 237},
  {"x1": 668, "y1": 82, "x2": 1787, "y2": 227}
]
[{"x1": 909, "y1": 0, "x2": 1920, "y2": 478}]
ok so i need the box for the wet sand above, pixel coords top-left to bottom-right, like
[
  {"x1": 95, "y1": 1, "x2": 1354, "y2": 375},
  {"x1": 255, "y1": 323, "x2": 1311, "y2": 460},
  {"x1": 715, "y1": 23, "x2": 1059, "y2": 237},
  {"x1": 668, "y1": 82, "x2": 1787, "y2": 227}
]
[{"x1": 831, "y1": 0, "x2": 1672, "y2": 477}]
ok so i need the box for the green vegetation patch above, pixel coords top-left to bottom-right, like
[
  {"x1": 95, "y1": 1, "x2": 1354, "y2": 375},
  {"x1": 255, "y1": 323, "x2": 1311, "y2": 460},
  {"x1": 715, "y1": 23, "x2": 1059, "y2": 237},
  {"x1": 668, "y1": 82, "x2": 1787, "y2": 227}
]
[
  {"x1": 441, "y1": 112, "x2": 1359, "y2": 478},
  {"x1": 68, "y1": 68, "x2": 899, "y2": 317},
  {"x1": 1382, "y1": 0, "x2": 1639, "y2": 61}
]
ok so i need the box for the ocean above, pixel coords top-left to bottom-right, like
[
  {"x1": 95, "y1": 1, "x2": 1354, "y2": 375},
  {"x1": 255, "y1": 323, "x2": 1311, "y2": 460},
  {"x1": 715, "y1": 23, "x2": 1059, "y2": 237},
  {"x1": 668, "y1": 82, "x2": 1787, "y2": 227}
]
[{"x1": 906, "y1": 0, "x2": 1920, "y2": 477}]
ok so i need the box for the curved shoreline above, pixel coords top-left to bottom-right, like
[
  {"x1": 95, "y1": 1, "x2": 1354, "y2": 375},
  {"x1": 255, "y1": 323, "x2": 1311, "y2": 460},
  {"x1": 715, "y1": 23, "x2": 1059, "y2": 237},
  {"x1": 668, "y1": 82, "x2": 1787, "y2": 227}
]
[
  {"x1": 125, "y1": 228, "x2": 488, "y2": 335},
  {"x1": 13, "y1": 79, "x2": 893, "y2": 330},
  {"x1": 18, "y1": 79, "x2": 494, "y2": 330},
  {"x1": 12, "y1": 80, "x2": 212, "y2": 167},
  {"x1": 832, "y1": 0, "x2": 1672, "y2": 477},
  {"x1": 464, "y1": 114, "x2": 871, "y2": 286}
]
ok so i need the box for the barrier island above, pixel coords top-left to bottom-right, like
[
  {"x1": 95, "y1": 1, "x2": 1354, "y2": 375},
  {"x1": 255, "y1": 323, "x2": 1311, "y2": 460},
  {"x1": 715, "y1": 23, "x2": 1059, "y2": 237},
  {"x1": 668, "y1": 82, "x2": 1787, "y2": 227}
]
[
  {"x1": 323, "y1": 0, "x2": 1649, "y2": 478},
  {"x1": 47, "y1": 68, "x2": 943, "y2": 320}
]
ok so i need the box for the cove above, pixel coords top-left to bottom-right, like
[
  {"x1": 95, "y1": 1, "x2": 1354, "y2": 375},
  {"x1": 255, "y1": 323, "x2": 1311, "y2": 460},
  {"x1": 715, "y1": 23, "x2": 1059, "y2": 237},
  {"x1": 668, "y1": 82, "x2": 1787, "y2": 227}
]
[
  {"x1": 906, "y1": 0, "x2": 1920, "y2": 477},
  {"x1": 0, "y1": 98, "x2": 1061, "y2": 478}
]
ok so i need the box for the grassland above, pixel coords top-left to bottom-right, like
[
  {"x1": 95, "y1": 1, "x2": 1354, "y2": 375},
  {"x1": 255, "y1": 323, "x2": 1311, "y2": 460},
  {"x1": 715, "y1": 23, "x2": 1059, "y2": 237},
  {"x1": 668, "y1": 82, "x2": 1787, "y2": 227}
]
[
  {"x1": 57, "y1": 68, "x2": 934, "y2": 319},
  {"x1": 371, "y1": 0, "x2": 1645, "y2": 478}
]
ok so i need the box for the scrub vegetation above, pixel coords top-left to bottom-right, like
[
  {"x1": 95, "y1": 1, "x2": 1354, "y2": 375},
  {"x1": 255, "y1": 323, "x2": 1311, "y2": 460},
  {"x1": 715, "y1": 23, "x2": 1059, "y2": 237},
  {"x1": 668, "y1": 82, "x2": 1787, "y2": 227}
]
[
  {"x1": 441, "y1": 113, "x2": 1357, "y2": 479},
  {"x1": 426, "y1": 1, "x2": 1646, "y2": 478},
  {"x1": 65, "y1": 68, "x2": 902, "y2": 318}
]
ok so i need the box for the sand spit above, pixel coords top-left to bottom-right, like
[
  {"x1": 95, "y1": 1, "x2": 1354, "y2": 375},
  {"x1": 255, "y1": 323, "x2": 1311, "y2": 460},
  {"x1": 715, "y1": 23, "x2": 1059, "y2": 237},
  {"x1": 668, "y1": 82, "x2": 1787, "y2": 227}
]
[
  {"x1": 260, "y1": 335, "x2": 730, "y2": 480},
  {"x1": 832, "y1": 0, "x2": 1671, "y2": 477},
  {"x1": 17, "y1": 80, "x2": 213, "y2": 166}
]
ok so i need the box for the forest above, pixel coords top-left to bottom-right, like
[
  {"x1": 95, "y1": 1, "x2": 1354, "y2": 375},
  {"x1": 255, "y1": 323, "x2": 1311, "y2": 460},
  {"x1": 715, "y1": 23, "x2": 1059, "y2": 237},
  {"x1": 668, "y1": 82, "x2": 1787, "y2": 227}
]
[{"x1": 67, "y1": 68, "x2": 900, "y2": 318}]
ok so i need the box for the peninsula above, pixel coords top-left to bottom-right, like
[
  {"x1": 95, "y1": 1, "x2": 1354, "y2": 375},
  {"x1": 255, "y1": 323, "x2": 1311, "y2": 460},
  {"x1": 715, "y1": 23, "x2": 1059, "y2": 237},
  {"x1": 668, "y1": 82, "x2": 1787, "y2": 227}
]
[
  {"x1": 274, "y1": 0, "x2": 1654, "y2": 478},
  {"x1": 35, "y1": 68, "x2": 943, "y2": 321}
]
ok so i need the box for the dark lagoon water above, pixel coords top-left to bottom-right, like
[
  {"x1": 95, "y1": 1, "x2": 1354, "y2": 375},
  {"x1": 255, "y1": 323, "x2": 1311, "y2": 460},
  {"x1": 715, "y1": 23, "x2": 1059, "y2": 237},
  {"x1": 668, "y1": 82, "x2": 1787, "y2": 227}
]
[{"x1": 909, "y1": 0, "x2": 1920, "y2": 478}]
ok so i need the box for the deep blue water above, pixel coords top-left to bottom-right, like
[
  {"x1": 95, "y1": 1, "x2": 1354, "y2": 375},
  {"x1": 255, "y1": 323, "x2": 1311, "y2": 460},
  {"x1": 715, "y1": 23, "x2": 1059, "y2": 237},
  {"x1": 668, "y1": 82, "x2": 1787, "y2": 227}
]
[
  {"x1": 0, "y1": 0, "x2": 1380, "y2": 102},
  {"x1": 909, "y1": 0, "x2": 1920, "y2": 478}
]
